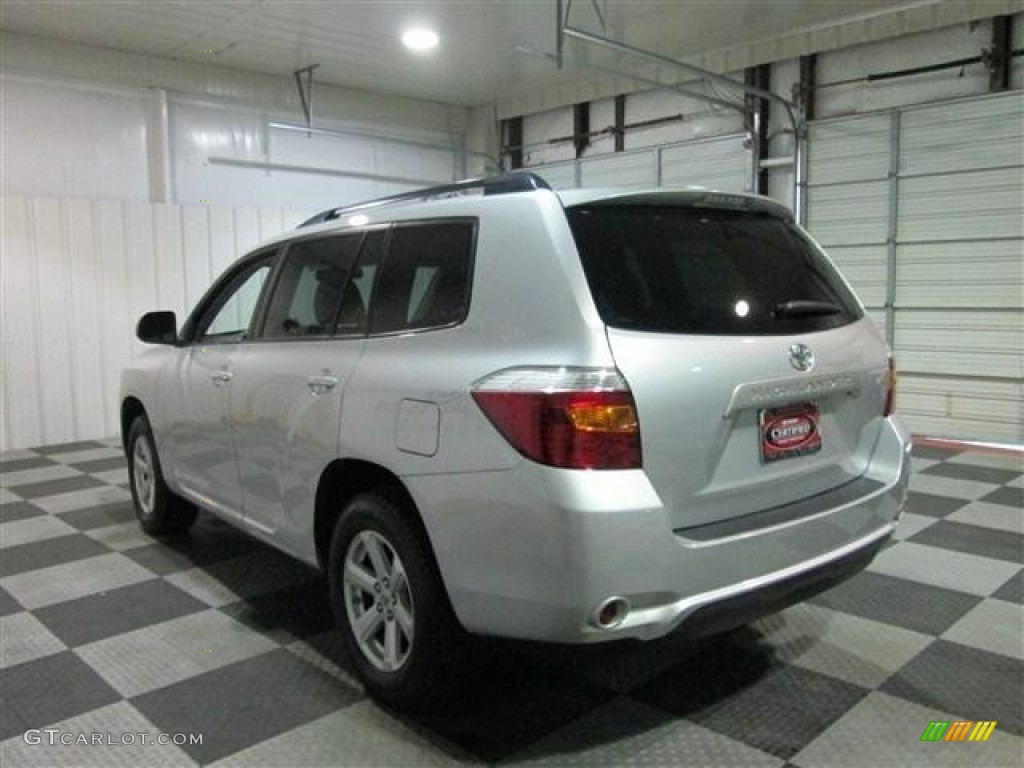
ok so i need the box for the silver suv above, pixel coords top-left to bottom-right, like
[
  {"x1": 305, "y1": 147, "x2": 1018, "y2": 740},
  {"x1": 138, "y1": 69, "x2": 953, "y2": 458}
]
[{"x1": 121, "y1": 174, "x2": 911, "y2": 707}]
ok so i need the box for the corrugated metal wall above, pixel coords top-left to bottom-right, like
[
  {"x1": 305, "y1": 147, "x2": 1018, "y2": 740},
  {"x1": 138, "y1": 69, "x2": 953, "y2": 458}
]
[
  {"x1": 808, "y1": 91, "x2": 1023, "y2": 442},
  {"x1": 0, "y1": 198, "x2": 305, "y2": 451},
  {"x1": 532, "y1": 133, "x2": 752, "y2": 194}
]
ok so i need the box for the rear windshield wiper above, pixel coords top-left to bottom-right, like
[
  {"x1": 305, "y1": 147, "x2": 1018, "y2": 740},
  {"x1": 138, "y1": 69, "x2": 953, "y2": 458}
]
[{"x1": 772, "y1": 300, "x2": 844, "y2": 318}]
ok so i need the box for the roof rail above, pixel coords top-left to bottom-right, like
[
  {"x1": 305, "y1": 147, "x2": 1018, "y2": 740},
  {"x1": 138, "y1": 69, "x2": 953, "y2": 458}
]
[{"x1": 297, "y1": 172, "x2": 552, "y2": 228}]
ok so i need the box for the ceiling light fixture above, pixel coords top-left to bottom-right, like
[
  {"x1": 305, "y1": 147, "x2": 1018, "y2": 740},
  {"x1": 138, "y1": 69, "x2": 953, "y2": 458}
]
[{"x1": 401, "y1": 27, "x2": 439, "y2": 52}]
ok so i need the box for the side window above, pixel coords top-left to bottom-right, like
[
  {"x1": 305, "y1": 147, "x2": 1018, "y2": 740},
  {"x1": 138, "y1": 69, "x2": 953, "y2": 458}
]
[
  {"x1": 370, "y1": 221, "x2": 474, "y2": 334},
  {"x1": 337, "y1": 229, "x2": 385, "y2": 335},
  {"x1": 260, "y1": 234, "x2": 363, "y2": 339},
  {"x1": 198, "y1": 259, "x2": 273, "y2": 343}
]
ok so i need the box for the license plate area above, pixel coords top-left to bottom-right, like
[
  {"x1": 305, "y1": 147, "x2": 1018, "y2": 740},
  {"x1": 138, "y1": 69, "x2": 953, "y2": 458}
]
[{"x1": 759, "y1": 402, "x2": 822, "y2": 463}]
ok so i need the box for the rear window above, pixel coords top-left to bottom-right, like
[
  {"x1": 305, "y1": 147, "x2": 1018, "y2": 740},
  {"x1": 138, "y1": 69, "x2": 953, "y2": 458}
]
[{"x1": 566, "y1": 205, "x2": 862, "y2": 335}]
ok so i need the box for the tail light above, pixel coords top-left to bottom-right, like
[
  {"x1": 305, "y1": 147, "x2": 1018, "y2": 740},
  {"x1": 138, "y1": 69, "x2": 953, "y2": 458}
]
[
  {"x1": 883, "y1": 356, "x2": 897, "y2": 417},
  {"x1": 471, "y1": 367, "x2": 641, "y2": 470}
]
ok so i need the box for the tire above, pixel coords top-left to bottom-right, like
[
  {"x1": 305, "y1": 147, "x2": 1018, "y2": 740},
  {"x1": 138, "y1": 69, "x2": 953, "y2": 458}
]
[
  {"x1": 328, "y1": 489, "x2": 465, "y2": 710},
  {"x1": 126, "y1": 415, "x2": 198, "y2": 535}
]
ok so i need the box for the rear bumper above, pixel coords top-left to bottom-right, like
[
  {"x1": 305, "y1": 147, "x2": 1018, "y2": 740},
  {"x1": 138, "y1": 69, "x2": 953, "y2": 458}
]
[
  {"x1": 610, "y1": 523, "x2": 893, "y2": 642},
  {"x1": 409, "y1": 415, "x2": 912, "y2": 643},
  {"x1": 674, "y1": 532, "x2": 886, "y2": 640}
]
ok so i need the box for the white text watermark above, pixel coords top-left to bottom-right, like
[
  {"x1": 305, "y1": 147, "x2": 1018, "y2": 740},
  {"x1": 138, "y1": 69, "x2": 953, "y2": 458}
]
[{"x1": 24, "y1": 730, "x2": 203, "y2": 747}]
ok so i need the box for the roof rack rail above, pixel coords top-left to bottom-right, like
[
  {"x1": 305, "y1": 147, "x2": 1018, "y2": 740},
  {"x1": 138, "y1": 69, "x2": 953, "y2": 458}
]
[{"x1": 297, "y1": 172, "x2": 552, "y2": 228}]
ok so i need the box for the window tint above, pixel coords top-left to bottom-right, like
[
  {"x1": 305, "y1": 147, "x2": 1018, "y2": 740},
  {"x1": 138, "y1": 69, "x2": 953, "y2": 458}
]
[
  {"x1": 199, "y1": 260, "x2": 273, "y2": 342},
  {"x1": 337, "y1": 230, "x2": 386, "y2": 335},
  {"x1": 261, "y1": 235, "x2": 363, "y2": 339},
  {"x1": 371, "y1": 221, "x2": 474, "y2": 334},
  {"x1": 567, "y1": 206, "x2": 862, "y2": 335}
]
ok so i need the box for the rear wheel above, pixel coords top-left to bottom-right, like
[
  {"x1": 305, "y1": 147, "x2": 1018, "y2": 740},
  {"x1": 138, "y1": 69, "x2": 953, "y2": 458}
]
[
  {"x1": 328, "y1": 490, "x2": 464, "y2": 709},
  {"x1": 127, "y1": 416, "x2": 197, "y2": 535}
]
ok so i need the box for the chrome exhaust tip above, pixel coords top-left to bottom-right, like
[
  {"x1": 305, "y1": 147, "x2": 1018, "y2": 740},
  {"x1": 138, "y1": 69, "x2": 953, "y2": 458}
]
[{"x1": 593, "y1": 596, "x2": 630, "y2": 629}]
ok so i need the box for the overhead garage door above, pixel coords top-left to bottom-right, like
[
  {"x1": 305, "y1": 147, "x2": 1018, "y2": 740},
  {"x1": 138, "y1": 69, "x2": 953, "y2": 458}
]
[
  {"x1": 808, "y1": 92, "x2": 1023, "y2": 443},
  {"x1": 531, "y1": 133, "x2": 751, "y2": 194}
]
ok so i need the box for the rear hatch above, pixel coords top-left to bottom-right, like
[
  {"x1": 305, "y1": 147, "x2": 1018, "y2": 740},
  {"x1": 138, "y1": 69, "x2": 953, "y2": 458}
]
[{"x1": 565, "y1": 193, "x2": 890, "y2": 533}]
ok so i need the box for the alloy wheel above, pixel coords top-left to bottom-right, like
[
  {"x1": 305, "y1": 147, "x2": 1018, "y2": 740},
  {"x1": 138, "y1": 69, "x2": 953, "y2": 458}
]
[{"x1": 343, "y1": 530, "x2": 415, "y2": 672}]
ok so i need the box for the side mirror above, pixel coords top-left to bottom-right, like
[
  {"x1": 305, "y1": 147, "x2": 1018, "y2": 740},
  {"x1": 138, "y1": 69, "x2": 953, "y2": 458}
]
[{"x1": 136, "y1": 311, "x2": 178, "y2": 345}]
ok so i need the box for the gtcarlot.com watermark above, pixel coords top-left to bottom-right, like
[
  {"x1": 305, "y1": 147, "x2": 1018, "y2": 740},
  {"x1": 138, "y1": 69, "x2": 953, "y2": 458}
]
[{"x1": 24, "y1": 729, "x2": 203, "y2": 747}]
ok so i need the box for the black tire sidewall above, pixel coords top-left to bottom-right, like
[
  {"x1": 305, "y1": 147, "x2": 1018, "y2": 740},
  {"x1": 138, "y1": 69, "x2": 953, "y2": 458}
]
[
  {"x1": 126, "y1": 416, "x2": 197, "y2": 534},
  {"x1": 328, "y1": 492, "x2": 456, "y2": 708},
  {"x1": 127, "y1": 416, "x2": 169, "y2": 531}
]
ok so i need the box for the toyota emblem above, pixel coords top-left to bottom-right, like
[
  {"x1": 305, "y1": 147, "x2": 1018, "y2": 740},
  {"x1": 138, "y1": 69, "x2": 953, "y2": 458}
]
[{"x1": 789, "y1": 343, "x2": 815, "y2": 372}]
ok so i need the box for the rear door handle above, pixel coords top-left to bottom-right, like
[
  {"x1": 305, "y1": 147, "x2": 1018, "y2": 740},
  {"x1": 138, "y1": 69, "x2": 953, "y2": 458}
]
[
  {"x1": 307, "y1": 375, "x2": 339, "y2": 395},
  {"x1": 211, "y1": 371, "x2": 233, "y2": 386}
]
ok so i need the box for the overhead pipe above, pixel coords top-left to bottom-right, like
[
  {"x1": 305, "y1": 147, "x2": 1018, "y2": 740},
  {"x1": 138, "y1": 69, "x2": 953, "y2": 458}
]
[
  {"x1": 614, "y1": 94, "x2": 626, "y2": 152},
  {"x1": 502, "y1": 110, "x2": 723, "y2": 155},
  {"x1": 561, "y1": 26, "x2": 806, "y2": 221},
  {"x1": 207, "y1": 156, "x2": 443, "y2": 187},
  {"x1": 268, "y1": 121, "x2": 496, "y2": 169},
  {"x1": 816, "y1": 47, "x2": 1024, "y2": 89}
]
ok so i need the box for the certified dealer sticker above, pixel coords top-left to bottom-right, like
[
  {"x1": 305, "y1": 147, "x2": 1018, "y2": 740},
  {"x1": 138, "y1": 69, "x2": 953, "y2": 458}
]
[{"x1": 759, "y1": 402, "x2": 822, "y2": 462}]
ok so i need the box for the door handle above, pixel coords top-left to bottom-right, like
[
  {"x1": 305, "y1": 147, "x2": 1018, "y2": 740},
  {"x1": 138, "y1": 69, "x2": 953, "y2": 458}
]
[
  {"x1": 307, "y1": 375, "x2": 339, "y2": 395},
  {"x1": 211, "y1": 371, "x2": 233, "y2": 386}
]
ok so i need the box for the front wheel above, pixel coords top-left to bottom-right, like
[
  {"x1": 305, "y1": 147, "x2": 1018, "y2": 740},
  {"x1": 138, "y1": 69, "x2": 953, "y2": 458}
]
[
  {"x1": 127, "y1": 415, "x2": 197, "y2": 535},
  {"x1": 328, "y1": 490, "x2": 464, "y2": 709}
]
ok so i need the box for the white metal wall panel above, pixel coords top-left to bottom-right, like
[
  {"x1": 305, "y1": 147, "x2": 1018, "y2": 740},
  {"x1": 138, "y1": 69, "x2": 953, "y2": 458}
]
[
  {"x1": 95, "y1": 200, "x2": 133, "y2": 447},
  {"x1": 896, "y1": 95, "x2": 1023, "y2": 443},
  {"x1": 3, "y1": 73, "x2": 463, "y2": 211},
  {"x1": 807, "y1": 92, "x2": 1023, "y2": 443},
  {"x1": 806, "y1": 112, "x2": 891, "y2": 336},
  {"x1": 815, "y1": 20, "x2": 996, "y2": 120},
  {"x1": 0, "y1": 197, "x2": 305, "y2": 451},
  {"x1": 521, "y1": 106, "x2": 574, "y2": 166},
  {"x1": 895, "y1": 310, "x2": 1022, "y2": 380},
  {"x1": 897, "y1": 377, "x2": 1022, "y2": 444},
  {"x1": 532, "y1": 162, "x2": 578, "y2": 190},
  {"x1": 33, "y1": 198, "x2": 78, "y2": 446},
  {"x1": 154, "y1": 204, "x2": 186, "y2": 315},
  {"x1": 807, "y1": 115, "x2": 891, "y2": 185},
  {"x1": 659, "y1": 135, "x2": 751, "y2": 192},
  {"x1": 579, "y1": 152, "x2": 656, "y2": 189},
  {"x1": 531, "y1": 134, "x2": 751, "y2": 194},
  {"x1": 64, "y1": 200, "x2": 108, "y2": 440},
  {"x1": 624, "y1": 89, "x2": 745, "y2": 152},
  {"x1": 1, "y1": 198, "x2": 42, "y2": 449},
  {"x1": 823, "y1": 245, "x2": 888, "y2": 309},
  {"x1": 898, "y1": 168, "x2": 1024, "y2": 243},
  {"x1": 899, "y1": 92, "x2": 1024, "y2": 176},
  {"x1": 896, "y1": 240, "x2": 1023, "y2": 310},
  {"x1": 1, "y1": 77, "x2": 151, "y2": 201},
  {"x1": 806, "y1": 181, "x2": 889, "y2": 247},
  {"x1": 182, "y1": 207, "x2": 214, "y2": 311}
]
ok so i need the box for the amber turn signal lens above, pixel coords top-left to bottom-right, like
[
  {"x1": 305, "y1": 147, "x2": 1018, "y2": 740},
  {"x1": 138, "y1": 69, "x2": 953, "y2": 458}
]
[{"x1": 566, "y1": 404, "x2": 638, "y2": 433}]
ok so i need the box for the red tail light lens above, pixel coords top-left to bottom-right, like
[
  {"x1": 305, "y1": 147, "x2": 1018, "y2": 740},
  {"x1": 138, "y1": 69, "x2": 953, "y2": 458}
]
[
  {"x1": 471, "y1": 368, "x2": 641, "y2": 469},
  {"x1": 883, "y1": 356, "x2": 897, "y2": 417}
]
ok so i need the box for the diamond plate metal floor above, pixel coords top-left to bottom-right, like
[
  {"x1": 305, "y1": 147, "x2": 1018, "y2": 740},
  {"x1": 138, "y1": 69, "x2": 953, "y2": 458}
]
[{"x1": 1, "y1": 439, "x2": 1021, "y2": 766}]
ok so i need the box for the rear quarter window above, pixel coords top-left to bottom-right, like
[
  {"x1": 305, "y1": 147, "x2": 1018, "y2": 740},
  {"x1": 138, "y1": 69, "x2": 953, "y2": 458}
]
[
  {"x1": 567, "y1": 205, "x2": 862, "y2": 335},
  {"x1": 370, "y1": 220, "x2": 475, "y2": 334}
]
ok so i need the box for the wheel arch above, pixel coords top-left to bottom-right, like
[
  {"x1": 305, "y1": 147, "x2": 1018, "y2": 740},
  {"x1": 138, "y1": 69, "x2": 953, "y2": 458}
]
[
  {"x1": 313, "y1": 459, "x2": 436, "y2": 574},
  {"x1": 121, "y1": 397, "x2": 147, "y2": 455}
]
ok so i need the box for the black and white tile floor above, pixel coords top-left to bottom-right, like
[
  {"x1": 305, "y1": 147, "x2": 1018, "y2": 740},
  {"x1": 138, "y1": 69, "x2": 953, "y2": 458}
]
[{"x1": 1, "y1": 439, "x2": 1021, "y2": 767}]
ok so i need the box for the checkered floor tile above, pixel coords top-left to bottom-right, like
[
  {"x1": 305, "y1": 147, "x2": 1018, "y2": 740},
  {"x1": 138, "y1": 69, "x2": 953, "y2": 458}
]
[{"x1": 1, "y1": 439, "x2": 1021, "y2": 766}]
